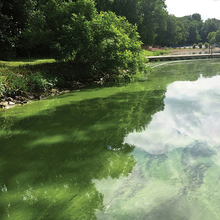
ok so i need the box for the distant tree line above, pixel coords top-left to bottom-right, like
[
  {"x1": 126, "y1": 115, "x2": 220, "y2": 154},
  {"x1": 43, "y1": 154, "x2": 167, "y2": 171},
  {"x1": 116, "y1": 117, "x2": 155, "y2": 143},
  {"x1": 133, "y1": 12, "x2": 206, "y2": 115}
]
[
  {"x1": 94, "y1": 1, "x2": 220, "y2": 47},
  {"x1": 1, "y1": 0, "x2": 220, "y2": 61}
]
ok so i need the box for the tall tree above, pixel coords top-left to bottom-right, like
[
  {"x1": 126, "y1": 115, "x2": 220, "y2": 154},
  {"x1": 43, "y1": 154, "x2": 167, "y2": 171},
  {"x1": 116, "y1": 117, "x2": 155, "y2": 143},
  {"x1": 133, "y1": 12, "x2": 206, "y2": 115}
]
[
  {"x1": 179, "y1": 14, "x2": 202, "y2": 44},
  {"x1": 201, "y1": 18, "x2": 220, "y2": 42},
  {"x1": 94, "y1": 0, "x2": 113, "y2": 12},
  {"x1": 192, "y1": 13, "x2": 201, "y2": 22},
  {"x1": 112, "y1": 0, "x2": 140, "y2": 25},
  {"x1": 24, "y1": 0, "x2": 148, "y2": 76},
  {"x1": 156, "y1": 15, "x2": 186, "y2": 46},
  {"x1": 207, "y1": 31, "x2": 216, "y2": 45},
  {"x1": 137, "y1": 0, "x2": 167, "y2": 45},
  {"x1": 188, "y1": 20, "x2": 201, "y2": 44},
  {"x1": 215, "y1": 30, "x2": 220, "y2": 45},
  {"x1": 95, "y1": 0, "x2": 168, "y2": 45},
  {"x1": 0, "y1": 0, "x2": 37, "y2": 59}
]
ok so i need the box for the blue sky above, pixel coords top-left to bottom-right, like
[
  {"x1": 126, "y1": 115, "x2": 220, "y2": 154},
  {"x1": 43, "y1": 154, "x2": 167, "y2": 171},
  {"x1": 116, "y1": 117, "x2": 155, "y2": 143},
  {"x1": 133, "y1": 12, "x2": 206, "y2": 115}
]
[{"x1": 165, "y1": 0, "x2": 220, "y2": 21}]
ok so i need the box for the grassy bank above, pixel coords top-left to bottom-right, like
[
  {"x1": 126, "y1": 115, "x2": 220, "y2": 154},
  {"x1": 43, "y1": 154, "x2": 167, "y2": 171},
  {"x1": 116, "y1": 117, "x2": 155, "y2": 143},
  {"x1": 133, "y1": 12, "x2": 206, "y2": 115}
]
[
  {"x1": 143, "y1": 49, "x2": 171, "y2": 56},
  {"x1": 0, "y1": 58, "x2": 151, "y2": 108},
  {"x1": 0, "y1": 58, "x2": 100, "y2": 107},
  {"x1": 0, "y1": 59, "x2": 64, "y2": 99}
]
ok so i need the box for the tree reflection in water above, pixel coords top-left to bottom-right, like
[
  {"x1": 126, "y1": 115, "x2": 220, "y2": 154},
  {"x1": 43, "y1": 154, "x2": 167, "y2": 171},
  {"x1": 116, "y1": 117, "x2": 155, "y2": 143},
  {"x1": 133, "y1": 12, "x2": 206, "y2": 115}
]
[
  {"x1": 0, "y1": 80, "x2": 165, "y2": 219},
  {"x1": 1, "y1": 59, "x2": 220, "y2": 219}
]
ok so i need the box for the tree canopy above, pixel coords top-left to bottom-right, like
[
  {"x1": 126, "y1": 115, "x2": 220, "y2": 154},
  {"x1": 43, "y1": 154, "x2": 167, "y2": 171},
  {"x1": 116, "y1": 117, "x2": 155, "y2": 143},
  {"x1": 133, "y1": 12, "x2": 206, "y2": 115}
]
[
  {"x1": 1, "y1": 0, "x2": 220, "y2": 64},
  {"x1": 22, "y1": 0, "x2": 148, "y2": 76}
]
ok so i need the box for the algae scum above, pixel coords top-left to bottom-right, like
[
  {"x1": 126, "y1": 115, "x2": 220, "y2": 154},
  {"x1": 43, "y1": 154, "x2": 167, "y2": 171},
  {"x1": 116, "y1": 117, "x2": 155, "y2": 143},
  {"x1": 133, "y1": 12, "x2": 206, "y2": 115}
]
[{"x1": 1, "y1": 59, "x2": 220, "y2": 219}]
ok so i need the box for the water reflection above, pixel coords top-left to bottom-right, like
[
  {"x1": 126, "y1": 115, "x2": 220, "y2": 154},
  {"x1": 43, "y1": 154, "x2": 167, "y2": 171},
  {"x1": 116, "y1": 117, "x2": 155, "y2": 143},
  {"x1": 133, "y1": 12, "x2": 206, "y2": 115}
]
[
  {"x1": 1, "y1": 59, "x2": 220, "y2": 219},
  {"x1": 0, "y1": 81, "x2": 165, "y2": 219},
  {"x1": 125, "y1": 75, "x2": 220, "y2": 153},
  {"x1": 96, "y1": 74, "x2": 220, "y2": 219}
]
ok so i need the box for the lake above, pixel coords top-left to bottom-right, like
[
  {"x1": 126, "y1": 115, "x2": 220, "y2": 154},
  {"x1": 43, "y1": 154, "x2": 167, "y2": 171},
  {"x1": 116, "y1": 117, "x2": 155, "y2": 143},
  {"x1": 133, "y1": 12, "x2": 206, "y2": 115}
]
[{"x1": 1, "y1": 59, "x2": 220, "y2": 219}]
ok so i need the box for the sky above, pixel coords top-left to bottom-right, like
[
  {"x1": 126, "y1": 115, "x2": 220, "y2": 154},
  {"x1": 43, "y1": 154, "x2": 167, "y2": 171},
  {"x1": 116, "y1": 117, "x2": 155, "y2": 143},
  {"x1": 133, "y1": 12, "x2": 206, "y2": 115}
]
[{"x1": 165, "y1": 0, "x2": 220, "y2": 21}]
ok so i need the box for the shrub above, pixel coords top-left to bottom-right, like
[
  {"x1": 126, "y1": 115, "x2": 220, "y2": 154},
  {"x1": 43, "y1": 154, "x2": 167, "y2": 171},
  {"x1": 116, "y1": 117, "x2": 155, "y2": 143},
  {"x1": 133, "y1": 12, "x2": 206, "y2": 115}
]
[
  {"x1": 204, "y1": 42, "x2": 209, "y2": 49},
  {"x1": 4, "y1": 71, "x2": 28, "y2": 96},
  {"x1": 28, "y1": 72, "x2": 57, "y2": 92},
  {"x1": 198, "y1": 43, "x2": 203, "y2": 49},
  {"x1": 193, "y1": 44, "x2": 197, "y2": 49},
  {"x1": 0, "y1": 76, "x2": 5, "y2": 97},
  {"x1": 26, "y1": 0, "x2": 149, "y2": 78}
]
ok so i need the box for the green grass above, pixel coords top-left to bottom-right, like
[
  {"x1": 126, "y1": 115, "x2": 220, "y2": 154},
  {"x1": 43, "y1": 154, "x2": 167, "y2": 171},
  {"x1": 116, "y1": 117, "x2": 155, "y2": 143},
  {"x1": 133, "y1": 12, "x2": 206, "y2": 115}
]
[
  {"x1": 0, "y1": 54, "x2": 152, "y2": 100},
  {"x1": 143, "y1": 49, "x2": 171, "y2": 57},
  {"x1": 0, "y1": 58, "x2": 64, "y2": 98},
  {"x1": 0, "y1": 58, "x2": 55, "y2": 67}
]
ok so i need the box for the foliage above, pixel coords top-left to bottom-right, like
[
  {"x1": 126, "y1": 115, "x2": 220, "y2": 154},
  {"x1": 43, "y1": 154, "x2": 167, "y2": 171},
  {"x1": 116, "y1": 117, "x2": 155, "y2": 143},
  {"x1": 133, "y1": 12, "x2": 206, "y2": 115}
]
[
  {"x1": 94, "y1": 0, "x2": 168, "y2": 45},
  {"x1": 1, "y1": 0, "x2": 220, "y2": 61},
  {"x1": 204, "y1": 42, "x2": 209, "y2": 49},
  {"x1": 28, "y1": 72, "x2": 57, "y2": 92},
  {"x1": 207, "y1": 31, "x2": 216, "y2": 45},
  {"x1": 3, "y1": 71, "x2": 28, "y2": 96},
  {"x1": 198, "y1": 43, "x2": 203, "y2": 49},
  {"x1": 189, "y1": 21, "x2": 201, "y2": 44},
  {"x1": 201, "y1": 18, "x2": 220, "y2": 42},
  {"x1": 0, "y1": 59, "x2": 60, "y2": 97},
  {"x1": 193, "y1": 43, "x2": 197, "y2": 49},
  {"x1": 138, "y1": 0, "x2": 167, "y2": 45},
  {"x1": 25, "y1": 0, "x2": 148, "y2": 77},
  {"x1": 156, "y1": 15, "x2": 186, "y2": 46},
  {"x1": 0, "y1": 76, "x2": 5, "y2": 97},
  {"x1": 179, "y1": 14, "x2": 202, "y2": 44},
  {"x1": 192, "y1": 13, "x2": 201, "y2": 22},
  {"x1": 215, "y1": 30, "x2": 220, "y2": 45},
  {"x1": 0, "y1": 0, "x2": 39, "y2": 59}
]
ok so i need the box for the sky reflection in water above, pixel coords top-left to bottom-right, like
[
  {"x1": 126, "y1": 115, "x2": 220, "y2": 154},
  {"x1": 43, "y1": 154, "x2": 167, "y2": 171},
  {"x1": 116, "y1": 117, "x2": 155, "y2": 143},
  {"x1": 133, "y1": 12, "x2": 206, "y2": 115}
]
[
  {"x1": 95, "y1": 74, "x2": 220, "y2": 220},
  {"x1": 1, "y1": 60, "x2": 220, "y2": 219},
  {"x1": 124, "y1": 75, "x2": 220, "y2": 154}
]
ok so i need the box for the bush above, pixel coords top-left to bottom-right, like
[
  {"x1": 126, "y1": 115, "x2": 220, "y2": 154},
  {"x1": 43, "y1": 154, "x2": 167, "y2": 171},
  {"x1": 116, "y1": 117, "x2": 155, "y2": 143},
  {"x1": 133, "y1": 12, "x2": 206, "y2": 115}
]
[
  {"x1": 26, "y1": 0, "x2": 149, "y2": 78},
  {"x1": 204, "y1": 42, "x2": 209, "y2": 49},
  {"x1": 193, "y1": 44, "x2": 197, "y2": 49},
  {"x1": 57, "y1": 11, "x2": 148, "y2": 76},
  {"x1": 28, "y1": 72, "x2": 57, "y2": 92},
  {"x1": 198, "y1": 43, "x2": 203, "y2": 49},
  {"x1": 0, "y1": 76, "x2": 5, "y2": 97},
  {"x1": 4, "y1": 71, "x2": 28, "y2": 96}
]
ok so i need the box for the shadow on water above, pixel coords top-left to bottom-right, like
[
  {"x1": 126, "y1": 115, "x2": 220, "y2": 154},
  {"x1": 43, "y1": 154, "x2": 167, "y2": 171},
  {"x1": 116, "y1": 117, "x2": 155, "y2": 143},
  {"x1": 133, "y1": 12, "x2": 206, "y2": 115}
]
[{"x1": 0, "y1": 86, "x2": 166, "y2": 219}]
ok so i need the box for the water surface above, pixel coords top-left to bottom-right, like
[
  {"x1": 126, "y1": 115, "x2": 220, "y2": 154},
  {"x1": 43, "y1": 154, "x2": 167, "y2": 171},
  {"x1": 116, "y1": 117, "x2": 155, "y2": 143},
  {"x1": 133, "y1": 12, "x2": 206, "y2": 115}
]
[{"x1": 1, "y1": 59, "x2": 220, "y2": 219}]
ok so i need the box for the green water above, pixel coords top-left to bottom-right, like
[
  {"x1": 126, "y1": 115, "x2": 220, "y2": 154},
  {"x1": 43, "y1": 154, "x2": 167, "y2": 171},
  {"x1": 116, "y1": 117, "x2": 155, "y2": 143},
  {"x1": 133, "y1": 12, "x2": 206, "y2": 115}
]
[{"x1": 1, "y1": 59, "x2": 220, "y2": 219}]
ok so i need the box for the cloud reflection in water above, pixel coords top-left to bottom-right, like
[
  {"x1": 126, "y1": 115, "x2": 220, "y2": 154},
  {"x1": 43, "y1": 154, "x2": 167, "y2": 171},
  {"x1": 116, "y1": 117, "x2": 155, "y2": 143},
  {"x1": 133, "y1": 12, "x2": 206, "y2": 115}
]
[{"x1": 124, "y1": 75, "x2": 220, "y2": 154}]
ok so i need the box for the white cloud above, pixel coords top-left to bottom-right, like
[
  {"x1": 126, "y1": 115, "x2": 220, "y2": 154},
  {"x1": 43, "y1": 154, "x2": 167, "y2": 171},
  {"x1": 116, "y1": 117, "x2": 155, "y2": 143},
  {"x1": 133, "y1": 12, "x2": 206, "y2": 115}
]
[
  {"x1": 165, "y1": 0, "x2": 220, "y2": 20},
  {"x1": 124, "y1": 75, "x2": 220, "y2": 155}
]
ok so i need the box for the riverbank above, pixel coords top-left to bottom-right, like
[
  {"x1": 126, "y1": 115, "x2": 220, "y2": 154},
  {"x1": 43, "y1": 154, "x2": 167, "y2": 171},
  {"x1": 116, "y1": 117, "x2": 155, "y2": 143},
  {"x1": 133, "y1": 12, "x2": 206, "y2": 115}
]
[
  {"x1": 0, "y1": 58, "x2": 112, "y2": 109},
  {"x1": 2, "y1": 48, "x2": 216, "y2": 110}
]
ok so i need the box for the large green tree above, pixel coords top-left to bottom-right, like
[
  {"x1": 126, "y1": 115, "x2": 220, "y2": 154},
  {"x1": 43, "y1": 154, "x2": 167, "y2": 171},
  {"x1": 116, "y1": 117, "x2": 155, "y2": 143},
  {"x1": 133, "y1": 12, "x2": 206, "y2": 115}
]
[
  {"x1": 215, "y1": 30, "x2": 220, "y2": 45},
  {"x1": 0, "y1": 0, "x2": 33, "y2": 59},
  {"x1": 200, "y1": 18, "x2": 220, "y2": 42},
  {"x1": 25, "y1": 0, "x2": 148, "y2": 76},
  {"x1": 0, "y1": 0, "x2": 51, "y2": 59},
  {"x1": 112, "y1": 0, "x2": 141, "y2": 25},
  {"x1": 94, "y1": 0, "x2": 113, "y2": 12},
  {"x1": 94, "y1": 0, "x2": 168, "y2": 45},
  {"x1": 179, "y1": 14, "x2": 202, "y2": 44},
  {"x1": 207, "y1": 31, "x2": 216, "y2": 44},
  {"x1": 155, "y1": 14, "x2": 186, "y2": 46}
]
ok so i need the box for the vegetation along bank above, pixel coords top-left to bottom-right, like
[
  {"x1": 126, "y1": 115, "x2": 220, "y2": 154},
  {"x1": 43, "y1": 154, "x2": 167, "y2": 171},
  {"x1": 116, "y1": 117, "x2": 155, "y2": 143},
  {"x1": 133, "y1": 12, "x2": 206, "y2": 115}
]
[{"x1": 1, "y1": 0, "x2": 220, "y2": 108}]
